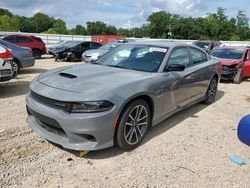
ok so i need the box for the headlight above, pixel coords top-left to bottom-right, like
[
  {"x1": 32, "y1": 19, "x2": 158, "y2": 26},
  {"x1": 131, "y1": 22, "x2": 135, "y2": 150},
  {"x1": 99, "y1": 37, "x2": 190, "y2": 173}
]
[{"x1": 70, "y1": 101, "x2": 114, "y2": 113}]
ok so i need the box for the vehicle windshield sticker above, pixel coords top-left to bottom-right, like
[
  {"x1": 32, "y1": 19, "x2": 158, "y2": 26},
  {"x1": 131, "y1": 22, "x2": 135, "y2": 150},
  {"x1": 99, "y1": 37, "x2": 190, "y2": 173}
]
[{"x1": 149, "y1": 47, "x2": 167, "y2": 53}]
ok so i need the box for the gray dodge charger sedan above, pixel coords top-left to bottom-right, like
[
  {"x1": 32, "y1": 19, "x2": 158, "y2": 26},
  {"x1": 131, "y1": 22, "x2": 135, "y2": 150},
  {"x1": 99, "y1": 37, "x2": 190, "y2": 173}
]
[{"x1": 26, "y1": 42, "x2": 221, "y2": 151}]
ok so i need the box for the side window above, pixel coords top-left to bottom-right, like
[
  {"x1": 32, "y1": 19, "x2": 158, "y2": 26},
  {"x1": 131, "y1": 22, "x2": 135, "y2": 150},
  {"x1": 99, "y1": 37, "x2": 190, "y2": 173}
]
[
  {"x1": 245, "y1": 50, "x2": 249, "y2": 61},
  {"x1": 84, "y1": 42, "x2": 91, "y2": 48},
  {"x1": 190, "y1": 48, "x2": 207, "y2": 64},
  {"x1": 91, "y1": 42, "x2": 101, "y2": 48},
  {"x1": 4, "y1": 36, "x2": 16, "y2": 43},
  {"x1": 17, "y1": 36, "x2": 32, "y2": 43},
  {"x1": 168, "y1": 47, "x2": 190, "y2": 67}
]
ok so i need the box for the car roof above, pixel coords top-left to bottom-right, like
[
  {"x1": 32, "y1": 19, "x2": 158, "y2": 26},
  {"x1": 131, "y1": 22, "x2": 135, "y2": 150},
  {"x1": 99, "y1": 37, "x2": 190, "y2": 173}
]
[
  {"x1": 132, "y1": 41, "x2": 196, "y2": 48},
  {"x1": 215, "y1": 46, "x2": 246, "y2": 51},
  {"x1": 195, "y1": 40, "x2": 220, "y2": 43}
]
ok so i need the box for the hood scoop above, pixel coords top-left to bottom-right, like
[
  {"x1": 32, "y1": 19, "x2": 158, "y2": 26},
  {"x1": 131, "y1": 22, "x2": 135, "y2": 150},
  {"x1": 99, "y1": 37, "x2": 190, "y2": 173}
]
[{"x1": 59, "y1": 72, "x2": 77, "y2": 79}]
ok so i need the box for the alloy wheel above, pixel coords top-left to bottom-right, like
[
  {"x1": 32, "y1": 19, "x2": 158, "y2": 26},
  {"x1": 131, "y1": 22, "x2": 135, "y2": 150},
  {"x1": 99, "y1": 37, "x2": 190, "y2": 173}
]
[
  {"x1": 207, "y1": 78, "x2": 217, "y2": 103},
  {"x1": 124, "y1": 105, "x2": 149, "y2": 145}
]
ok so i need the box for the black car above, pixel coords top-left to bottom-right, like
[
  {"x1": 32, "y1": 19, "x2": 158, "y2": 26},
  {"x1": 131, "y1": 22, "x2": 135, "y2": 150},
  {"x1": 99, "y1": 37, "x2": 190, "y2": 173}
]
[{"x1": 54, "y1": 41, "x2": 102, "y2": 62}]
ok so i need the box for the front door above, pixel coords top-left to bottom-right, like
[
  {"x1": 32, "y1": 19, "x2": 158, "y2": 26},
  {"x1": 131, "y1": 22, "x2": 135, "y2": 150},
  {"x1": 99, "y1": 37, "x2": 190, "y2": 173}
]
[{"x1": 243, "y1": 50, "x2": 250, "y2": 78}]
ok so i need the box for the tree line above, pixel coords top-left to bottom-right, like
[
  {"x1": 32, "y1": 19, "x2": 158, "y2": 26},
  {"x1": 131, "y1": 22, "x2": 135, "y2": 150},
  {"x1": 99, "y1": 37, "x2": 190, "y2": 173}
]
[{"x1": 0, "y1": 7, "x2": 249, "y2": 40}]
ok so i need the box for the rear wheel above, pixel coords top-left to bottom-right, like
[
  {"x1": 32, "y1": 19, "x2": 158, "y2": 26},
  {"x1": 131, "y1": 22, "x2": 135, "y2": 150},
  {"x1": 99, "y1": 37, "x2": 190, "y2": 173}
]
[
  {"x1": 202, "y1": 77, "x2": 218, "y2": 105},
  {"x1": 116, "y1": 100, "x2": 151, "y2": 150},
  {"x1": 12, "y1": 60, "x2": 20, "y2": 73},
  {"x1": 33, "y1": 49, "x2": 42, "y2": 59}
]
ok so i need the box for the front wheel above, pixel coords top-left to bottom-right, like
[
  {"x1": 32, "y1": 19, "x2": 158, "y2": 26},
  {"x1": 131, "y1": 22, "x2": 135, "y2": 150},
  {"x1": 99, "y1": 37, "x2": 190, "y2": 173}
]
[
  {"x1": 116, "y1": 100, "x2": 151, "y2": 151},
  {"x1": 202, "y1": 77, "x2": 218, "y2": 105}
]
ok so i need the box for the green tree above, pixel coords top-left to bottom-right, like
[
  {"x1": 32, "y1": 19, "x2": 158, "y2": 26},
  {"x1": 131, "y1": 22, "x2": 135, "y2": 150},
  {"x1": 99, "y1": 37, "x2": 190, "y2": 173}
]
[
  {"x1": 45, "y1": 19, "x2": 68, "y2": 34},
  {"x1": 236, "y1": 10, "x2": 249, "y2": 40},
  {"x1": 0, "y1": 15, "x2": 19, "y2": 31},
  {"x1": 69, "y1": 24, "x2": 87, "y2": 35},
  {"x1": 147, "y1": 11, "x2": 172, "y2": 38},
  {"x1": 30, "y1": 13, "x2": 53, "y2": 33},
  {"x1": 0, "y1": 8, "x2": 13, "y2": 17}
]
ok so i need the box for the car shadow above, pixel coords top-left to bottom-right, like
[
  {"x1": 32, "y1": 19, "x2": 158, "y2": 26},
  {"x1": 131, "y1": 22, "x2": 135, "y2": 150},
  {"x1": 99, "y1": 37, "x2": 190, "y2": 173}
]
[
  {"x1": 19, "y1": 68, "x2": 48, "y2": 75},
  {"x1": 0, "y1": 80, "x2": 31, "y2": 98},
  {"x1": 57, "y1": 90, "x2": 225, "y2": 159}
]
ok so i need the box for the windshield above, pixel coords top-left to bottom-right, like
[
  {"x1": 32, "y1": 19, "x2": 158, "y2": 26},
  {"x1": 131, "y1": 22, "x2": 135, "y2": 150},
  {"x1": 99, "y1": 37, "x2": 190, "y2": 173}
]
[
  {"x1": 210, "y1": 49, "x2": 243, "y2": 59},
  {"x1": 193, "y1": 42, "x2": 211, "y2": 50},
  {"x1": 56, "y1": 41, "x2": 71, "y2": 47},
  {"x1": 96, "y1": 44, "x2": 168, "y2": 72},
  {"x1": 99, "y1": 44, "x2": 119, "y2": 50},
  {"x1": 63, "y1": 41, "x2": 82, "y2": 48}
]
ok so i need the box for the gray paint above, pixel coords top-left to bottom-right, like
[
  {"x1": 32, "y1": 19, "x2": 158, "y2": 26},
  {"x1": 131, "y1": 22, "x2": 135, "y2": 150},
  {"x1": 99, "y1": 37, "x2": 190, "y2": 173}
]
[
  {"x1": 0, "y1": 39, "x2": 35, "y2": 68},
  {"x1": 26, "y1": 42, "x2": 221, "y2": 150}
]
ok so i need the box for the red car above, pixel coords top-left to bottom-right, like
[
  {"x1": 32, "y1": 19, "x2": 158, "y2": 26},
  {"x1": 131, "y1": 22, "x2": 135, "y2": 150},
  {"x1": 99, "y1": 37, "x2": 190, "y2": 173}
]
[
  {"x1": 210, "y1": 46, "x2": 250, "y2": 83},
  {"x1": 1, "y1": 35, "x2": 46, "y2": 59}
]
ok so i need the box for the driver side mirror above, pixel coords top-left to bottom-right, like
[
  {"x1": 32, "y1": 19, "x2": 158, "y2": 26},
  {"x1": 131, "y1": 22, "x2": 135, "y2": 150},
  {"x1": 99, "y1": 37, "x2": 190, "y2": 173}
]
[{"x1": 165, "y1": 64, "x2": 185, "y2": 72}]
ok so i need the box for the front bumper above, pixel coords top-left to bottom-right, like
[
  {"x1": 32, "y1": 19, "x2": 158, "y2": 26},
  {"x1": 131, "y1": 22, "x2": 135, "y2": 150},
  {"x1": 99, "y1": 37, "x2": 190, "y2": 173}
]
[
  {"x1": 25, "y1": 91, "x2": 116, "y2": 151},
  {"x1": 221, "y1": 66, "x2": 237, "y2": 80},
  {"x1": 82, "y1": 55, "x2": 98, "y2": 63}
]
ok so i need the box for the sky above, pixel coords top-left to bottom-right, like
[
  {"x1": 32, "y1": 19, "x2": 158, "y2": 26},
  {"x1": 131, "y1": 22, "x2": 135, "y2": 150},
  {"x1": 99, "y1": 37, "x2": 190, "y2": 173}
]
[{"x1": 0, "y1": 0, "x2": 250, "y2": 29}]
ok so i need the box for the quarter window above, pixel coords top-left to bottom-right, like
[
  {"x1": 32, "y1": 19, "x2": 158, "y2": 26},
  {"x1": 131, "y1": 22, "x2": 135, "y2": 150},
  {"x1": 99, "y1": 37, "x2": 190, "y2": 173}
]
[
  {"x1": 190, "y1": 48, "x2": 207, "y2": 64},
  {"x1": 168, "y1": 47, "x2": 190, "y2": 67},
  {"x1": 4, "y1": 36, "x2": 16, "y2": 43}
]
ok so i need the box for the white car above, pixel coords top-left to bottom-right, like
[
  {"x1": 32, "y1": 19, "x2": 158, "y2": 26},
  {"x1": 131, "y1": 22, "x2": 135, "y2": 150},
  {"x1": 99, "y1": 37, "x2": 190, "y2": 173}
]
[{"x1": 0, "y1": 45, "x2": 15, "y2": 82}]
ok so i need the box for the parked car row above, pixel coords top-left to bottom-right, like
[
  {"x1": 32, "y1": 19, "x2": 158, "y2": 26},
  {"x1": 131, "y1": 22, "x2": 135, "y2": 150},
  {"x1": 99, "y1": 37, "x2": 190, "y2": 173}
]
[
  {"x1": 0, "y1": 34, "x2": 46, "y2": 59},
  {"x1": 0, "y1": 35, "x2": 36, "y2": 82}
]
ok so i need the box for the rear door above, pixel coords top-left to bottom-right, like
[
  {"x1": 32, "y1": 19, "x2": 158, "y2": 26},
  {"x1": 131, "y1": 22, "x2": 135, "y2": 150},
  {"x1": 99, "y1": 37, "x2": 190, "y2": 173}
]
[
  {"x1": 161, "y1": 47, "x2": 195, "y2": 115},
  {"x1": 166, "y1": 47, "x2": 210, "y2": 110},
  {"x1": 243, "y1": 49, "x2": 250, "y2": 78},
  {"x1": 75, "y1": 42, "x2": 90, "y2": 59}
]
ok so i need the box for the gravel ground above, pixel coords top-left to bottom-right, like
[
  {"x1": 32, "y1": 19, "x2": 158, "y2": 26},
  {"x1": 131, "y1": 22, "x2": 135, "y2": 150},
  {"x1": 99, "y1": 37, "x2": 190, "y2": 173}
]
[{"x1": 0, "y1": 58, "x2": 250, "y2": 188}]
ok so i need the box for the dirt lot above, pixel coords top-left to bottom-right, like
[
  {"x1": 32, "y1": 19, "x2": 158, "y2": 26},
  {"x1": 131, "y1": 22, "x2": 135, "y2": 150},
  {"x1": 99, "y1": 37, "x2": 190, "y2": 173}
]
[{"x1": 0, "y1": 58, "x2": 250, "y2": 187}]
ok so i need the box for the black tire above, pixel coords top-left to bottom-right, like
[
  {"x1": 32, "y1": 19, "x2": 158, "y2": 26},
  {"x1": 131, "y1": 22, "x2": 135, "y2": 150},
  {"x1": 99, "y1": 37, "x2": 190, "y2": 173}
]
[
  {"x1": 233, "y1": 68, "x2": 243, "y2": 84},
  {"x1": 202, "y1": 76, "x2": 218, "y2": 105},
  {"x1": 116, "y1": 99, "x2": 151, "y2": 151},
  {"x1": 13, "y1": 60, "x2": 20, "y2": 73},
  {"x1": 33, "y1": 49, "x2": 42, "y2": 59}
]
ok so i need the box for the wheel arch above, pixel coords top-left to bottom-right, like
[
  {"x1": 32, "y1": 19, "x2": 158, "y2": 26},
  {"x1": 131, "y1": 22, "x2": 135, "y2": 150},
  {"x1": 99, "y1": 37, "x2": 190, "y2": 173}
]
[
  {"x1": 13, "y1": 57, "x2": 23, "y2": 68},
  {"x1": 114, "y1": 93, "x2": 155, "y2": 129}
]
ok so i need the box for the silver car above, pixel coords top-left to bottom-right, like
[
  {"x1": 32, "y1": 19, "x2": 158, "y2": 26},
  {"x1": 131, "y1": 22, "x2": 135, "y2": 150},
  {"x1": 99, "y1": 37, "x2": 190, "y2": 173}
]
[
  {"x1": 26, "y1": 42, "x2": 221, "y2": 151},
  {"x1": 0, "y1": 39, "x2": 35, "y2": 72},
  {"x1": 82, "y1": 43, "x2": 121, "y2": 63},
  {"x1": 0, "y1": 45, "x2": 15, "y2": 82}
]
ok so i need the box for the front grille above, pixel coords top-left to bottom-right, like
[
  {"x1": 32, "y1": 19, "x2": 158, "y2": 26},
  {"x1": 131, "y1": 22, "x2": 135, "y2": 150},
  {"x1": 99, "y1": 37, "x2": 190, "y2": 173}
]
[
  {"x1": 27, "y1": 106, "x2": 66, "y2": 136},
  {"x1": 222, "y1": 66, "x2": 236, "y2": 72},
  {"x1": 0, "y1": 70, "x2": 11, "y2": 77},
  {"x1": 31, "y1": 91, "x2": 72, "y2": 112},
  {"x1": 84, "y1": 55, "x2": 92, "y2": 58}
]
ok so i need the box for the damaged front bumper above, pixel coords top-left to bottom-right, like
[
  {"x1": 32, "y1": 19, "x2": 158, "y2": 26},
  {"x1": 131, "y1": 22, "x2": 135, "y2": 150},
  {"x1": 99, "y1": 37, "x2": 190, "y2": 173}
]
[{"x1": 221, "y1": 66, "x2": 237, "y2": 80}]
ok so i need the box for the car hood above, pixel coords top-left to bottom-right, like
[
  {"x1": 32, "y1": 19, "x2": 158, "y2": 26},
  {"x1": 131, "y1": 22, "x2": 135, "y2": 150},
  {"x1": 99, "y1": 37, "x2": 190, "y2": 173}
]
[
  {"x1": 83, "y1": 49, "x2": 109, "y2": 56},
  {"x1": 38, "y1": 64, "x2": 151, "y2": 93},
  {"x1": 220, "y1": 59, "x2": 241, "y2": 66}
]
